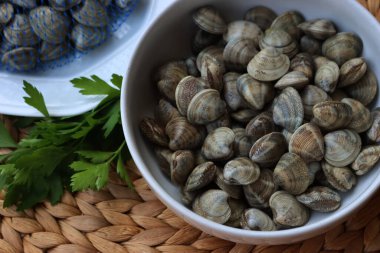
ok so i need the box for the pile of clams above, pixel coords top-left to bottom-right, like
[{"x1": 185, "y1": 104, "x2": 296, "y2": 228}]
[
  {"x1": 0, "y1": 0, "x2": 133, "y2": 71},
  {"x1": 140, "y1": 5, "x2": 380, "y2": 231}
]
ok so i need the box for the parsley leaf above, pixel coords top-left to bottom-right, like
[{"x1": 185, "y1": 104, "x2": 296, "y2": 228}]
[
  {"x1": 77, "y1": 150, "x2": 114, "y2": 163},
  {"x1": 103, "y1": 100, "x2": 121, "y2": 138},
  {"x1": 0, "y1": 121, "x2": 17, "y2": 148},
  {"x1": 71, "y1": 75, "x2": 119, "y2": 97},
  {"x1": 22, "y1": 81, "x2": 50, "y2": 117},
  {"x1": 70, "y1": 161, "x2": 110, "y2": 191},
  {"x1": 111, "y1": 74, "x2": 123, "y2": 89}
]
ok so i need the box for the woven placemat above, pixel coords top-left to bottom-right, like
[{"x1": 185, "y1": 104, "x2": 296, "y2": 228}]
[{"x1": 1, "y1": 1, "x2": 380, "y2": 252}]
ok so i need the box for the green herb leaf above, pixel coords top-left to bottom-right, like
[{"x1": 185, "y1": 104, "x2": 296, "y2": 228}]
[
  {"x1": 0, "y1": 121, "x2": 17, "y2": 148},
  {"x1": 111, "y1": 74, "x2": 123, "y2": 89},
  {"x1": 70, "y1": 161, "x2": 110, "y2": 191},
  {"x1": 77, "y1": 150, "x2": 114, "y2": 163},
  {"x1": 23, "y1": 81, "x2": 50, "y2": 118},
  {"x1": 103, "y1": 100, "x2": 120, "y2": 138},
  {"x1": 116, "y1": 153, "x2": 133, "y2": 188},
  {"x1": 71, "y1": 75, "x2": 119, "y2": 97}
]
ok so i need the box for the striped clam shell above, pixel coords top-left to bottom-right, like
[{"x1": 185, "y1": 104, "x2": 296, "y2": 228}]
[
  {"x1": 296, "y1": 186, "x2": 341, "y2": 212},
  {"x1": 193, "y1": 6, "x2": 227, "y2": 35}
]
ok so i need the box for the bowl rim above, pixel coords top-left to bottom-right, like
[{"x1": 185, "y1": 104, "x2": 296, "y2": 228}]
[{"x1": 121, "y1": 0, "x2": 380, "y2": 242}]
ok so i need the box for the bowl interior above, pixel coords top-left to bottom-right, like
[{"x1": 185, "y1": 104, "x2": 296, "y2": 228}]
[{"x1": 123, "y1": 0, "x2": 380, "y2": 244}]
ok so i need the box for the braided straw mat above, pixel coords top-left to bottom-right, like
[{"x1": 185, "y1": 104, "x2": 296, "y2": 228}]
[{"x1": 2, "y1": 1, "x2": 380, "y2": 252}]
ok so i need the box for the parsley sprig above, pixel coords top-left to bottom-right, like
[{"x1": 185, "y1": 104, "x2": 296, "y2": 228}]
[{"x1": 0, "y1": 75, "x2": 131, "y2": 210}]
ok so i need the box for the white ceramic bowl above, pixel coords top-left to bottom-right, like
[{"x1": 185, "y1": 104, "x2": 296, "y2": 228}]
[{"x1": 121, "y1": 0, "x2": 380, "y2": 245}]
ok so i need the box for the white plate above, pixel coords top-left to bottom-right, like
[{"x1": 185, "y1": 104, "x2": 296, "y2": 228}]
[{"x1": 0, "y1": 0, "x2": 171, "y2": 117}]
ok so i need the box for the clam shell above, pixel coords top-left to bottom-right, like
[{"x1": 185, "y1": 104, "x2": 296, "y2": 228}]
[
  {"x1": 367, "y1": 108, "x2": 380, "y2": 143},
  {"x1": 193, "y1": 6, "x2": 227, "y2": 35},
  {"x1": 351, "y1": 145, "x2": 380, "y2": 176},
  {"x1": 215, "y1": 168, "x2": 243, "y2": 199},
  {"x1": 247, "y1": 47, "x2": 290, "y2": 82},
  {"x1": 273, "y1": 152, "x2": 309, "y2": 195},
  {"x1": 39, "y1": 41, "x2": 70, "y2": 62},
  {"x1": 246, "y1": 111, "x2": 276, "y2": 141},
  {"x1": 206, "y1": 113, "x2": 231, "y2": 133},
  {"x1": 233, "y1": 128, "x2": 253, "y2": 157},
  {"x1": 196, "y1": 46, "x2": 224, "y2": 71},
  {"x1": 165, "y1": 117, "x2": 205, "y2": 150},
  {"x1": 0, "y1": 38, "x2": 15, "y2": 55},
  {"x1": 341, "y1": 98, "x2": 372, "y2": 133},
  {"x1": 308, "y1": 162, "x2": 321, "y2": 185},
  {"x1": 289, "y1": 123, "x2": 324, "y2": 163},
  {"x1": 9, "y1": 0, "x2": 36, "y2": 8},
  {"x1": 200, "y1": 55, "x2": 225, "y2": 91},
  {"x1": 249, "y1": 132, "x2": 287, "y2": 168},
  {"x1": 155, "y1": 61, "x2": 188, "y2": 82},
  {"x1": 270, "y1": 10, "x2": 305, "y2": 40},
  {"x1": 155, "y1": 99, "x2": 181, "y2": 126},
  {"x1": 181, "y1": 188, "x2": 198, "y2": 206},
  {"x1": 324, "y1": 129, "x2": 362, "y2": 167},
  {"x1": 312, "y1": 101, "x2": 352, "y2": 131},
  {"x1": 273, "y1": 87, "x2": 304, "y2": 132},
  {"x1": 171, "y1": 150, "x2": 195, "y2": 185},
  {"x1": 223, "y1": 157, "x2": 260, "y2": 186},
  {"x1": 0, "y1": 3, "x2": 13, "y2": 25},
  {"x1": 48, "y1": 0, "x2": 82, "y2": 11},
  {"x1": 185, "y1": 162, "x2": 216, "y2": 191},
  {"x1": 154, "y1": 148, "x2": 172, "y2": 177},
  {"x1": 139, "y1": 118, "x2": 168, "y2": 147},
  {"x1": 202, "y1": 127, "x2": 235, "y2": 161},
  {"x1": 241, "y1": 208, "x2": 277, "y2": 231},
  {"x1": 290, "y1": 53, "x2": 315, "y2": 80},
  {"x1": 243, "y1": 169, "x2": 277, "y2": 208},
  {"x1": 223, "y1": 38, "x2": 258, "y2": 71},
  {"x1": 1, "y1": 47, "x2": 37, "y2": 71},
  {"x1": 298, "y1": 19, "x2": 336, "y2": 40},
  {"x1": 321, "y1": 161, "x2": 357, "y2": 192},
  {"x1": 282, "y1": 128, "x2": 293, "y2": 144},
  {"x1": 339, "y1": 58, "x2": 367, "y2": 87},
  {"x1": 300, "y1": 35, "x2": 321, "y2": 55},
  {"x1": 175, "y1": 76, "x2": 209, "y2": 116},
  {"x1": 70, "y1": 24, "x2": 107, "y2": 52},
  {"x1": 236, "y1": 73, "x2": 275, "y2": 110},
  {"x1": 192, "y1": 189, "x2": 231, "y2": 224},
  {"x1": 259, "y1": 28, "x2": 299, "y2": 58},
  {"x1": 185, "y1": 57, "x2": 200, "y2": 77},
  {"x1": 296, "y1": 186, "x2": 341, "y2": 212},
  {"x1": 226, "y1": 199, "x2": 247, "y2": 228},
  {"x1": 300, "y1": 85, "x2": 331, "y2": 120},
  {"x1": 330, "y1": 89, "x2": 349, "y2": 101},
  {"x1": 269, "y1": 191, "x2": 309, "y2": 227},
  {"x1": 313, "y1": 56, "x2": 331, "y2": 70},
  {"x1": 346, "y1": 69, "x2": 378, "y2": 106},
  {"x1": 274, "y1": 71, "x2": 308, "y2": 90},
  {"x1": 194, "y1": 150, "x2": 208, "y2": 166},
  {"x1": 187, "y1": 89, "x2": 226, "y2": 125},
  {"x1": 192, "y1": 29, "x2": 220, "y2": 54},
  {"x1": 4, "y1": 14, "x2": 39, "y2": 46},
  {"x1": 223, "y1": 72, "x2": 244, "y2": 111},
  {"x1": 71, "y1": 0, "x2": 108, "y2": 27},
  {"x1": 322, "y1": 32, "x2": 363, "y2": 66},
  {"x1": 223, "y1": 20, "x2": 262, "y2": 45},
  {"x1": 244, "y1": 6, "x2": 277, "y2": 30},
  {"x1": 231, "y1": 109, "x2": 259, "y2": 123},
  {"x1": 314, "y1": 60, "x2": 339, "y2": 93}
]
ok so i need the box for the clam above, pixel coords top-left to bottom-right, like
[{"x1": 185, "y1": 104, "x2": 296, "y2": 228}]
[
  {"x1": 48, "y1": 0, "x2": 82, "y2": 11},
  {"x1": 300, "y1": 85, "x2": 331, "y2": 120},
  {"x1": 330, "y1": 89, "x2": 348, "y2": 101},
  {"x1": 300, "y1": 36, "x2": 322, "y2": 56},
  {"x1": 339, "y1": 58, "x2": 367, "y2": 87},
  {"x1": 192, "y1": 29, "x2": 220, "y2": 54},
  {"x1": 259, "y1": 28, "x2": 299, "y2": 58},
  {"x1": 165, "y1": 117, "x2": 205, "y2": 150},
  {"x1": 367, "y1": 108, "x2": 380, "y2": 143},
  {"x1": 226, "y1": 199, "x2": 247, "y2": 228},
  {"x1": 346, "y1": 69, "x2": 378, "y2": 106},
  {"x1": 185, "y1": 57, "x2": 200, "y2": 77},
  {"x1": 273, "y1": 152, "x2": 309, "y2": 195},
  {"x1": 71, "y1": 0, "x2": 108, "y2": 27},
  {"x1": 215, "y1": 168, "x2": 243, "y2": 199},
  {"x1": 324, "y1": 129, "x2": 362, "y2": 167},
  {"x1": 223, "y1": 38, "x2": 258, "y2": 71},
  {"x1": 223, "y1": 157, "x2": 260, "y2": 185},
  {"x1": 308, "y1": 162, "x2": 321, "y2": 185},
  {"x1": 193, "y1": 6, "x2": 227, "y2": 35},
  {"x1": 231, "y1": 109, "x2": 259, "y2": 123},
  {"x1": 115, "y1": 0, "x2": 132, "y2": 9},
  {"x1": 39, "y1": 41, "x2": 70, "y2": 62},
  {"x1": 274, "y1": 71, "x2": 309, "y2": 90},
  {"x1": 282, "y1": 128, "x2": 293, "y2": 144},
  {"x1": 4, "y1": 14, "x2": 39, "y2": 46},
  {"x1": 187, "y1": 89, "x2": 226, "y2": 125},
  {"x1": 341, "y1": 98, "x2": 372, "y2": 133},
  {"x1": 298, "y1": 19, "x2": 336, "y2": 40},
  {"x1": 237, "y1": 74, "x2": 275, "y2": 110},
  {"x1": 71, "y1": 24, "x2": 108, "y2": 52},
  {"x1": 321, "y1": 162, "x2": 357, "y2": 192},
  {"x1": 181, "y1": 188, "x2": 198, "y2": 206},
  {"x1": 241, "y1": 208, "x2": 277, "y2": 231},
  {"x1": 273, "y1": 87, "x2": 304, "y2": 132},
  {"x1": 1, "y1": 47, "x2": 37, "y2": 71},
  {"x1": 185, "y1": 162, "x2": 217, "y2": 191},
  {"x1": 314, "y1": 60, "x2": 339, "y2": 93},
  {"x1": 0, "y1": 3, "x2": 13, "y2": 25},
  {"x1": 139, "y1": 117, "x2": 168, "y2": 147},
  {"x1": 249, "y1": 132, "x2": 287, "y2": 168},
  {"x1": 155, "y1": 61, "x2": 188, "y2": 82},
  {"x1": 351, "y1": 145, "x2": 380, "y2": 176},
  {"x1": 233, "y1": 128, "x2": 253, "y2": 157},
  {"x1": 289, "y1": 123, "x2": 324, "y2": 163},
  {"x1": 312, "y1": 101, "x2": 352, "y2": 131},
  {"x1": 200, "y1": 55, "x2": 225, "y2": 91},
  {"x1": 206, "y1": 113, "x2": 231, "y2": 133},
  {"x1": 171, "y1": 150, "x2": 195, "y2": 185},
  {"x1": 247, "y1": 47, "x2": 290, "y2": 82},
  {"x1": 290, "y1": 53, "x2": 315, "y2": 80},
  {"x1": 223, "y1": 72, "x2": 245, "y2": 111},
  {"x1": 223, "y1": 20, "x2": 262, "y2": 45},
  {"x1": 269, "y1": 191, "x2": 309, "y2": 227},
  {"x1": 243, "y1": 169, "x2": 277, "y2": 208},
  {"x1": 270, "y1": 10, "x2": 305, "y2": 40},
  {"x1": 194, "y1": 150, "x2": 208, "y2": 166},
  {"x1": 154, "y1": 148, "x2": 172, "y2": 177},
  {"x1": 322, "y1": 32, "x2": 363, "y2": 66},
  {"x1": 0, "y1": 38, "x2": 15, "y2": 55},
  {"x1": 193, "y1": 189, "x2": 231, "y2": 224},
  {"x1": 246, "y1": 112, "x2": 276, "y2": 141},
  {"x1": 202, "y1": 127, "x2": 235, "y2": 161},
  {"x1": 175, "y1": 76, "x2": 209, "y2": 116},
  {"x1": 196, "y1": 46, "x2": 224, "y2": 70},
  {"x1": 313, "y1": 56, "x2": 331, "y2": 70},
  {"x1": 155, "y1": 99, "x2": 181, "y2": 126},
  {"x1": 296, "y1": 186, "x2": 341, "y2": 212},
  {"x1": 244, "y1": 6, "x2": 277, "y2": 30},
  {"x1": 9, "y1": 0, "x2": 36, "y2": 8}
]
